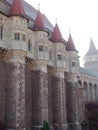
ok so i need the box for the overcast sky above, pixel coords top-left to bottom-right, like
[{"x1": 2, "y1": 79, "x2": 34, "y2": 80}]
[{"x1": 25, "y1": 0, "x2": 98, "y2": 67}]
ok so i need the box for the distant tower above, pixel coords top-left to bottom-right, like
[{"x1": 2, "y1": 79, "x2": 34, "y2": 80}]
[{"x1": 84, "y1": 38, "x2": 98, "y2": 72}]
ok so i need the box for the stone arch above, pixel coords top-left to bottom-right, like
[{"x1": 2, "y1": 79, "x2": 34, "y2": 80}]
[
  {"x1": 89, "y1": 82, "x2": 93, "y2": 101},
  {"x1": 94, "y1": 84, "x2": 98, "y2": 101},
  {"x1": 78, "y1": 80, "x2": 82, "y2": 86},
  {"x1": 83, "y1": 82, "x2": 88, "y2": 102}
]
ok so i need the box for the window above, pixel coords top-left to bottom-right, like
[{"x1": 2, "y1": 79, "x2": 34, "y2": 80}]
[
  {"x1": 0, "y1": 25, "x2": 3, "y2": 40},
  {"x1": 22, "y1": 34, "x2": 26, "y2": 42},
  {"x1": 28, "y1": 39, "x2": 31, "y2": 51},
  {"x1": 58, "y1": 54, "x2": 62, "y2": 60},
  {"x1": 72, "y1": 62, "x2": 75, "y2": 67},
  {"x1": 15, "y1": 33, "x2": 20, "y2": 40},
  {"x1": 39, "y1": 45, "x2": 43, "y2": 52}
]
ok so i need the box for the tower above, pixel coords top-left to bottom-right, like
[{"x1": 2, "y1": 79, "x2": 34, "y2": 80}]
[
  {"x1": 84, "y1": 38, "x2": 98, "y2": 72},
  {"x1": 5, "y1": 0, "x2": 27, "y2": 129},
  {"x1": 66, "y1": 33, "x2": 81, "y2": 130}
]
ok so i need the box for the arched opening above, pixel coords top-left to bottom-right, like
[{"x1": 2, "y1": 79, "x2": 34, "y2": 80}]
[
  {"x1": 94, "y1": 84, "x2": 98, "y2": 101},
  {"x1": 89, "y1": 83, "x2": 93, "y2": 101},
  {"x1": 83, "y1": 82, "x2": 88, "y2": 102}
]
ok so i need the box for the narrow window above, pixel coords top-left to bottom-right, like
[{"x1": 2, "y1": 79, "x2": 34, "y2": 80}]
[
  {"x1": 39, "y1": 45, "x2": 43, "y2": 52},
  {"x1": 58, "y1": 54, "x2": 62, "y2": 60},
  {"x1": 28, "y1": 39, "x2": 31, "y2": 51},
  {"x1": 72, "y1": 62, "x2": 75, "y2": 67},
  {"x1": 15, "y1": 33, "x2": 20, "y2": 40},
  {"x1": 0, "y1": 25, "x2": 3, "y2": 40}
]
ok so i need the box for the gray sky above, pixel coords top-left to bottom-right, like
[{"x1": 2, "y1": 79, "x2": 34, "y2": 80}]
[{"x1": 25, "y1": 0, "x2": 98, "y2": 66}]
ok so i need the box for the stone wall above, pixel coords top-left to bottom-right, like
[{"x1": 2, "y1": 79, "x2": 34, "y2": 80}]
[
  {"x1": 25, "y1": 63, "x2": 32, "y2": 130},
  {"x1": 0, "y1": 60, "x2": 6, "y2": 127},
  {"x1": 66, "y1": 81, "x2": 81, "y2": 130},
  {"x1": 31, "y1": 70, "x2": 48, "y2": 130},
  {"x1": 5, "y1": 61, "x2": 25, "y2": 130}
]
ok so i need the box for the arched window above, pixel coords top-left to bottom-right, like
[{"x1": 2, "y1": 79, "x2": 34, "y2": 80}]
[
  {"x1": 0, "y1": 25, "x2": 3, "y2": 40},
  {"x1": 78, "y1": 80, "x2": 82, "y2": 87},
  {"x1": 28, "y1": 39, "x2": 32, "y2": 51}
]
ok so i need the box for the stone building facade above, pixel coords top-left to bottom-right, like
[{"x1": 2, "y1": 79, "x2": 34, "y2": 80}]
[{"x1": 0, "y1": 0, "x2": 98, "y2": 130}]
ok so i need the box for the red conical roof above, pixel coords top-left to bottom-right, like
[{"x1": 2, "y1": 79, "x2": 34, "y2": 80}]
[
  {"x1": 51, "y1": 23, "x2": 64, "y2": 43},
  {"x1": 9, "y1": 0, "x2": 25, "y2": 17},
  {"x1": 66, "y1": 33, "x2": 76, "y2": 51},
  {"x1": 33, "y1": 10, "x2": 45, "y2": 31}
]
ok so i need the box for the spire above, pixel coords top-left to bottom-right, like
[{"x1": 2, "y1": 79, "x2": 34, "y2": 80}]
[
  {"x1": 66, "y1": 33, "x2": 76, "y2": 51},
  {"x1": 85, "y1": 38, "x2": 98, "y2": 56},
  {"x1": 8, "y1": 0, "x2": 25, "y2": 17},
  {"x1": 33, "y1": 10, "x2": 45, "y2": 31},
  {"x1": 51, "y1": 23, "x2": 64, "y2": 43}
]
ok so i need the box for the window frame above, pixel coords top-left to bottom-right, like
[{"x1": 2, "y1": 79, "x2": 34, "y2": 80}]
[{"x1": 14, "y1": 33, "x2": 20, "y2": 40}]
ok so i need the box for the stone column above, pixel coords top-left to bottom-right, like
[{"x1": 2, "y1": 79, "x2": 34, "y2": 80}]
[
  {"x1": 67, "y1": 75, "x2": 81, "y2": 130},
  {"x1": 4, "y1": 50, "x2": 26, "y2": 130},
  {"x1": 31, "y1": 61, "x2": 48, "y2": 130},
  {"x1": 52, "y1": 69, "x2": 67, "y2": 130}
]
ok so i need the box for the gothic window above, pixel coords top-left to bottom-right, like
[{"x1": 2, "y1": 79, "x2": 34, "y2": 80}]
[
  {"x1": 58, "y1": 54, "x2": 62, "y2": 60},
  {"x1": 28, "y1": 39, "x2": 32, "y2": 51},
  {"x1": 39, "y1": 45, "x2": 43, "y2": 52},
  {"x1": 72, "y1": 62, "x2": 75, "y2": 67},
  {"x1": 14, "y1": 33, "x2": 20, "y2": 40},
  {"x1": 0, "y1": 25, "x2": 3, "y2": 40}
]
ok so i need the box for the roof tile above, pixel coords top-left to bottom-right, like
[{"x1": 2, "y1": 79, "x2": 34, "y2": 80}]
[
  {"x1": 66, "y1": 33, "x2": 76, "y2": 51},
  {"x1": 8, "y1": 0, "x2": 25, "y2": 17},
  {"x1": 51, "y1": 24, "x2": 64, "y2": 43},
  {"x1": 33, "y1": 10, "x2": 45, "y2": 31}
]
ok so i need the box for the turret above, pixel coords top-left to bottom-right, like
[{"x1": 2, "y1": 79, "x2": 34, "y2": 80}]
[
  {"x1": 66, "y1": 33, "x2": 79, "y2": 74},
  {"x1": 51, "y1": 23, "x2": 66, "y2": 70},
  {"x1": 8, "y1": 0, "x2": 27, "y2": 51},
  {"x1": 33, "y1": 10, "x2": 49, "y2": 63},
  {"x1": 84, "y1": 38, "x2": 98, "y2": 72}
]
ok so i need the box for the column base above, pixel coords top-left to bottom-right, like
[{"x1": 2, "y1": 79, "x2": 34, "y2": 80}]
[
  {"x1": 32, "y1": 125, "x2": 54, "y2": 130},
  {"x1": 53, "y1": 124, "x2": 68, "y2": 130},
  {"x1": 68, "y1": 122, "x2": 82, "y2": 130}
]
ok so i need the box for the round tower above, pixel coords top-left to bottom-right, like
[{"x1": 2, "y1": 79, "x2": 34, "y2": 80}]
[
  {"x1": 5, "y1": 0, "x2": 27, "y2": 129},
  {"x1": 84, "y1": 38, "x2": 98, "y2": 72},
  {"x1": 66, "y1": 33, "x2": 79, "y2": 75}
]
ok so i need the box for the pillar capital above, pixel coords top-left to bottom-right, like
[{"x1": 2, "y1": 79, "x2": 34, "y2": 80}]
[
  {"x1": 54, "y1": 68, "x2": 65, "y2": 78},
  {"x1": 30, "y1": 60, "x2": 48, "y2": 73},
  {"x1": 4, "y1": 50, "x2": 26, "y2": 63}
]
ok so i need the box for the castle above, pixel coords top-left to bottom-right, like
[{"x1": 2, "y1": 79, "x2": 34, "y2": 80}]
[{"x1": 0, "y1": 0, "x2": 98, "y2": 130}]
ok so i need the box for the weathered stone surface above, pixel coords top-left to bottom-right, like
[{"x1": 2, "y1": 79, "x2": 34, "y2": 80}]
[
  {"x1": 25, "y1": 64, "x2": 32, "y2": 130},
  {"x1": 31, "y1": 70, "x2": 48, "y2": 129},
  {"x1": 5, "y1": 62, "x2": 25, "y2": 130},
  {"x1": 0, "y1": 60, "x2": 6, "y2": 128},
  {"x1": 52, "y1": 76, "x2": 67, "y2": 130},
  {"x1": 66, "y1": 81, "x2": 81, "y2": 130}
]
